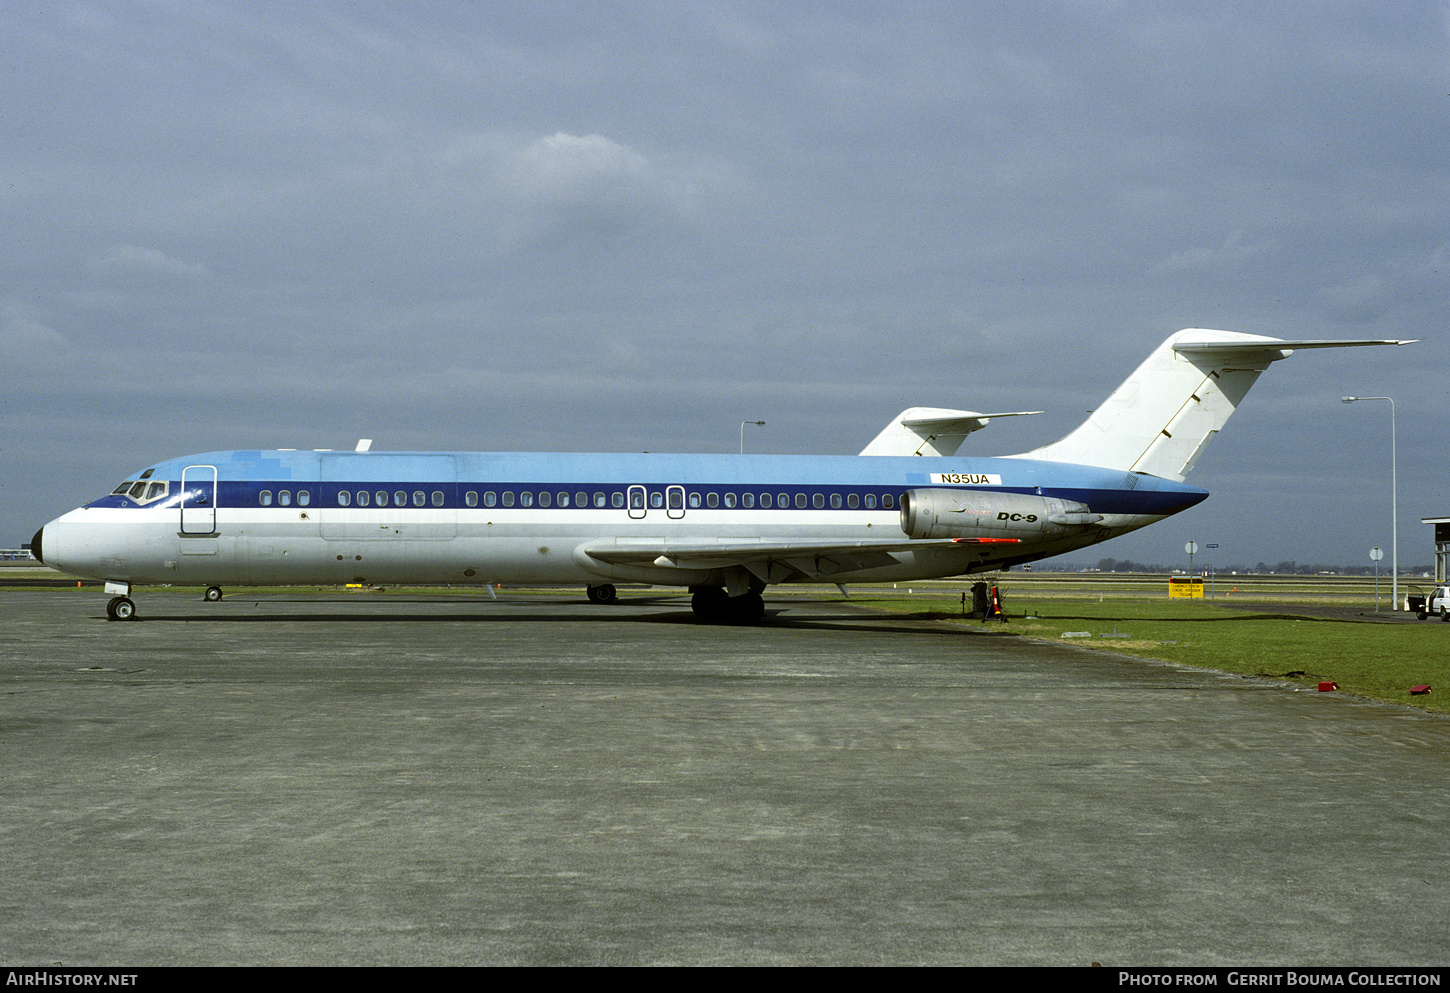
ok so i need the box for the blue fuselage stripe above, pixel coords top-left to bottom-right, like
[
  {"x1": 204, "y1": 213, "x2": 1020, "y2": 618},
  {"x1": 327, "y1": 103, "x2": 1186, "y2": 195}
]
[
  {"x1": 89, "y1": 450, "x2": 1210, "y2": 519},
  {"x1": 91, "y1": 480, "x2": 1205, "y2": 518}
]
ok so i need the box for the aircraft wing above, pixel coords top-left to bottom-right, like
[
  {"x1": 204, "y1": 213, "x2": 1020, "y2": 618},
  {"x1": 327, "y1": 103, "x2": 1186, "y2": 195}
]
[{"x1": 577, "y1": 536, "x2": 1018, "y2": 583}]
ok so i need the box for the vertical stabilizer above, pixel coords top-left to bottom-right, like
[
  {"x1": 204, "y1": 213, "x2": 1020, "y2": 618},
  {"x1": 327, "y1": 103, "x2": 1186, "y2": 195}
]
[{"x1": 1010, "y1": 329, "x2": 1413, "y2": 481}]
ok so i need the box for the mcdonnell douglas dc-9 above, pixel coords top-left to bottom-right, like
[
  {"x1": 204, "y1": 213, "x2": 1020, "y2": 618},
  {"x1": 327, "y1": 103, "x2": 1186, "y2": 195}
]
[{"x1": 32, "y1": 329, "x2": 1411, "y2": 622}]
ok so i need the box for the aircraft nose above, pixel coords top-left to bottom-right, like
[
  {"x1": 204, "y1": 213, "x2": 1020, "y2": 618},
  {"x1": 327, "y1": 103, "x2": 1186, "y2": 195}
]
[{"x1": 31, "y1": 526, "x2": 44, "y2": 564}]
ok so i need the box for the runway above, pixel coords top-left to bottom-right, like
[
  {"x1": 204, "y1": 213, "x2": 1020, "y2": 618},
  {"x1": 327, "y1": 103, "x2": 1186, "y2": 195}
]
[{"x1": 2, "y1": 589, "x2": 1447, "y2": 966}]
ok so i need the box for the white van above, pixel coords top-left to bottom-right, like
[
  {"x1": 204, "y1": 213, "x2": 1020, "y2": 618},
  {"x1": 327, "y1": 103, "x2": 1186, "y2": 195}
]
[{"x1": 1410, "y1": 585, "x2": 1450, "y2": 620}]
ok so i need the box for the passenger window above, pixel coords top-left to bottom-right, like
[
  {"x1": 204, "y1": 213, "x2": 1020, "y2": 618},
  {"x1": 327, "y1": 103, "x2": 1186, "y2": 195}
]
[
  {"x1": 502, "y1": 492, "x2": 515, "y2": 507},
  {"x1": 260, "y1": 490, "x2": 273, "y2": 506},
  {"x1": 298, "y1": 490, "x2": 311, "y2": 506},
  {"x1": 883, "y1": 493, "x2": 895, "y2": 509},
  {"x1": 669, "y1": 490, "x2": 683, "y2": 510},
  {"x1": 630, "y1": 489, "x2": 645, "y2": 509},
  {"x1": 279, "y1": 491, "x2": 292, "y2": 506},
  {"x1": 779, "y1": 493, "x2": 790, "y2": 508},
  {"x1": 830, "y1": 493, "x2": 842, "y2": 509},
  {"x1": 375, "y1": 491, "x2": 389, "y2": 507},
  {"x1": 466, "y1": 491, "x2": 478, "y2": 507},
  {"x1": 761, "y1": 493, "x2": 772, "y2": 508},
  {"x1": 575, "y1": 492, "x2": 588, "y2": 508},
  {"x1": 742, "y1": 493, "x2": 754, "y2": 508},
  {"x1": 395, "y1": 490, "x2": 407, "y2": 507},
  {"x1": 413, "y1": 491, "x2": 425, "y2": 507},
  {"x1": 356, "y1": 491, "x2": 370, "y2": 507},
  {"x1": 338, "y1": 491, "x2": 351, "y2": 507},
  {"x1": 688, "y1": 492, "x2": 701, "y2": 508},
  {"x1": 612, "y1": 492, "x2": 624, "y2": 508},
  {"x1": 557, "y1": 492, "x2": 569, "y2": 507},
  {"x1": 706, "y1": 492, "x2": 719, "y2": 508},
  {"x1": 538, "y1": 491, "x2": 551, "y2": 508},
  {"x1": 723, "y1": 492, "x2": 736, "y2": 508},
  {"x1": 865, "y1": 494, "x2": 877, "y2": 509},
  {"x1": 847, "y1": 493, "x2": 858, "y2": 509},
  {"x1": 432, "y1": 491, "x2": 445, "y2": 507},
  {"x1": 812, "y1": 493, "x2": 824, "y2": 509},
  {"x1": 483, "y1": 491, "x2": 497, "y2": 507},
  {"x1": 650, "y1": 491, "x2": 664, "y2": 509},
  {"x1": 593, "y1": 492, "x2": 606, "y2": 508},
  {"x1": 520, "y1": 492, "x2": 534, "y2": 507}
]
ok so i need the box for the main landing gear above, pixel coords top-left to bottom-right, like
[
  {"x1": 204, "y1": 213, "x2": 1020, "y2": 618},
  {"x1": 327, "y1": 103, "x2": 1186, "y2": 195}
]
[
  {"x1": 586, "y1": 584, "x2": 619, "y2": 604},
  {"x1": 204, "y1": 586, "x2": 223, "y2": 602},
  {"x1": 690, "y1": 586, "x2": 766, "y2": 625},
  {"x1": 585, "y1": 582, "x2": 768, "y2": 624}
]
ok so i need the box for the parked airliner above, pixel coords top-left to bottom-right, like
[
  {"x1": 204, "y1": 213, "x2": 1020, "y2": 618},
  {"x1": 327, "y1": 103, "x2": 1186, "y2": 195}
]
[{"x1": 32, "y1": 329, "x2": 1412, "y2": 622}]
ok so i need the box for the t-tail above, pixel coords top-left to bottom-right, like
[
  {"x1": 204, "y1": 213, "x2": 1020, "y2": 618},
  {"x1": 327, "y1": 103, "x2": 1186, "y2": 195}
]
[{"x1": 1010, "y1": 329, "x2": 1415, "y2": 481}]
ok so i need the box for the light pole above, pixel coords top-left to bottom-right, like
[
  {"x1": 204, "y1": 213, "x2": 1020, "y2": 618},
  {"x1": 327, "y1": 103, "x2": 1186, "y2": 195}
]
[
  {"x1": 1342, "y1": 396, "x2": 1398, "y2": 609},
  {"x1": 740, "y1": 420, "x2": 765, "y2": 454}
]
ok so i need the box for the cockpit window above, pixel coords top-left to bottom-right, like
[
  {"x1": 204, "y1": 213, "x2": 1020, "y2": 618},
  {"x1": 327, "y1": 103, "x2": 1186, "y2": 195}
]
[{"x1": 112, "y1": 479, "x2": 170, "y2": 505}]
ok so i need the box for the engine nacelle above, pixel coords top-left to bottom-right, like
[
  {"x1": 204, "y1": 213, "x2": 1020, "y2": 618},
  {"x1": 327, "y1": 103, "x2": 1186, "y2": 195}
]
[{"x1": 900, "y1": 488, "x2": 1102, "y2": 540}]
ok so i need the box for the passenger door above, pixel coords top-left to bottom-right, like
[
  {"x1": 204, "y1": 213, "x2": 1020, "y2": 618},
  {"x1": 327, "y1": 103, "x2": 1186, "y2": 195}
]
[{"x1": 180, "y1": 464, "x2": 218, "y2": 534}]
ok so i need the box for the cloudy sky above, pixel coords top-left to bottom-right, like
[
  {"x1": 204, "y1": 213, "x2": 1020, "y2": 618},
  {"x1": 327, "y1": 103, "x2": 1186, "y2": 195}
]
[{"x1": 4, "y1": 1, "x2": 1447, "y2": 570}]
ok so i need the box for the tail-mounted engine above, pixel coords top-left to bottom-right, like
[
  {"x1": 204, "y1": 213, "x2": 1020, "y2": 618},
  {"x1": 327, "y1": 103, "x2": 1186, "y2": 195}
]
[{"x1": 900, "y1": 488, "x2": 1103, "y2": 541}]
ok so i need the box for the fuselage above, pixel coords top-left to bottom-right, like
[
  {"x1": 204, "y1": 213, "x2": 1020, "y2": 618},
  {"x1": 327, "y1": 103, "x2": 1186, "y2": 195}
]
[{"x1": 34, "y1": 448, "x2": 1208, "y2": 590}]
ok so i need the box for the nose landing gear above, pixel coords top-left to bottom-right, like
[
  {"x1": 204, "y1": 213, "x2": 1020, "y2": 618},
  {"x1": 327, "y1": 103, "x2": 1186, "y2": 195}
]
[{"x1": 102, "y1": 580, "x2": 137, "y2": 621}]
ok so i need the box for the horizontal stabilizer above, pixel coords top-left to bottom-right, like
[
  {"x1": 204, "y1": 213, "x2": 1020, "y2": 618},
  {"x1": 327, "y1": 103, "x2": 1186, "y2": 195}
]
[
  {"x1": 1174, "y1": 338, "x2": 1416, "y2": 354},
  {"x1": 861, "y1": 407, "x2": 1041, "y2": 457},
  {"x1": 1012, "y1": 329, "x2": 1415, "y2": 482}
]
